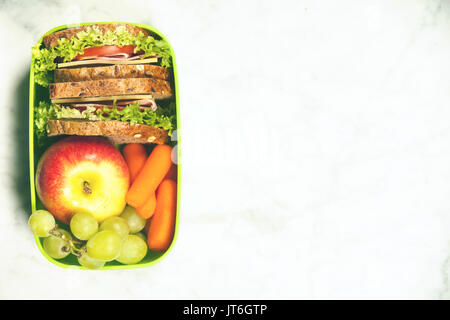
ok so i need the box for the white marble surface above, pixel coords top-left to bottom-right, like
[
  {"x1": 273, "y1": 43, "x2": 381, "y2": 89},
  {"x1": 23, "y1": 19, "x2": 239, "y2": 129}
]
[{"x1": 0, "y1": 0, "x2": 450, "y2": 299}]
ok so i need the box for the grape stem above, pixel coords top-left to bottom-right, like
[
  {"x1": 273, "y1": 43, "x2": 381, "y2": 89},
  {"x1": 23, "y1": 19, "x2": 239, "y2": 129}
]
[
  {"x1": 70, "y1": 244, "x2": 83, "y2": 257},
  {"x1": 49, "y1": 228, "x2": 84, "y2": 256}
]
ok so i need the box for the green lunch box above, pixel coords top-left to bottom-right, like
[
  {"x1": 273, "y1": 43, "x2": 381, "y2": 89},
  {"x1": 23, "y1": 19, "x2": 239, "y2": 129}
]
[{"x1": 28, "y1": 22, "x2": 180, "y2": 270}]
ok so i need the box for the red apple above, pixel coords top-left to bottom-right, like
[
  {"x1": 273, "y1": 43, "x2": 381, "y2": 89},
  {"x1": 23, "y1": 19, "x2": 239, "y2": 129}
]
[{"x1": 36, "y1": 136, "x2": 130, "y2": 224}]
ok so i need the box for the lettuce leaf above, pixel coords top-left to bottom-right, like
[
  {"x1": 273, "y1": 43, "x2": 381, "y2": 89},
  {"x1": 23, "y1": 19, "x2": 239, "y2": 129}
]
[
  {"x1": 32, "y1": 25, "x2": 172, "y2": 87},
  {"x1": 34, "y1": 101, "x2": 176, "y2": 145}
]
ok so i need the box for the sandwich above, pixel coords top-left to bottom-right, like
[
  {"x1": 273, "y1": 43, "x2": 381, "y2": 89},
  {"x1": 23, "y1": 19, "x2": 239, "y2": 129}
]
[{"x1": 32, "y1": 23, "x2": 176, "y2": 145}]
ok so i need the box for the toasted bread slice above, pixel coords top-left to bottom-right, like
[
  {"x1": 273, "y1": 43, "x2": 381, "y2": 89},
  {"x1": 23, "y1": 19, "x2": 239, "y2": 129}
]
[
  {"x1": 54, "y1": 64, "x2": 170, "y2": 82},
  {"x1": 47, "y1": 120, "x2": 168, "y2": 144},
  {"x1": 43, "y1": 24, "x2": 152, "y2": 48},
  {"x1": 49, "y1": 78, "x2": 172, "y2": 100}
]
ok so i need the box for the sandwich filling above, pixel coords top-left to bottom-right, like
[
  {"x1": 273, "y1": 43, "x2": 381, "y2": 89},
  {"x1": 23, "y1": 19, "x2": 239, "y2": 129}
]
[
  {"x1": 32, "y1": 23, "x2": 176, "y2": 146},
  {"x1": 72, "y1": 45, "x2": 141, "y2": 61},
  {"x1": 35, "y1": 100, "x2": 176, "y2": 144}
]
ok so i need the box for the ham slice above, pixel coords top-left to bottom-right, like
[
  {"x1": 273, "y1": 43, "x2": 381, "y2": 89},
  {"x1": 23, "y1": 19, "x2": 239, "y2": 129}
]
[
  {"x1": 76, "y1": 54, "x2": 154, "y2": 61},
  {"x1": 73, "y1": 45, "x2": 141, "y2": 61},
  {"x1": 73, "y1": 45, "x2": 160, "y2": 61},
  {"x1": 76, "y1": 53, "x2": 132, "y2": 60}
]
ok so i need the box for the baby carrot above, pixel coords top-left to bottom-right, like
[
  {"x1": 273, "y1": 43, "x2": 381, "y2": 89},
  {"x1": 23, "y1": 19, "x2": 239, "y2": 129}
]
[
  {"x1": 164, "y1": 164, "x2": 177, "y2": 181},
  {"x1": 147, "y1": 179, "x2": 177, "y2": 252},
  {"x1": 122, "y1": 144, "x2": 147, "y2": 183},
  {"x1": 126, "y1": 144, "x2": 173, "y2": 208},
  {"x1": 136, "y1": 192, "x2": 156, "y2": 219}
]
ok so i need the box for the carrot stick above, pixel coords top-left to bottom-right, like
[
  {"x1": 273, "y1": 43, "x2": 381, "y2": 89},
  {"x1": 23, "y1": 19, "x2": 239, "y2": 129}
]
[
  {"x1": 144, "y1": 219, "x2": 151, "y2": 235},
  {"x1": 122, "y1": 144, "x2": 147, "y2": 183},
  {"x1": 126, "y1": 144, "x2": 172, "y2": 208},
  {"x1": 164, "y1": 164, "x2": 177, "y2": 181},
  {"x1": 147, "y1": 179, "x2": 177, "y2": 252},
  {"x1": 136, "y1": 192, "x2": 156, "y2": 219}
]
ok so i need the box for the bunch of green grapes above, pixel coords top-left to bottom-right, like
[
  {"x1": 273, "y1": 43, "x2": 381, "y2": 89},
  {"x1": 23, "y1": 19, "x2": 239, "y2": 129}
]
[{"x1": 28, "y1": 206, "x2": 148, "y2": 270}]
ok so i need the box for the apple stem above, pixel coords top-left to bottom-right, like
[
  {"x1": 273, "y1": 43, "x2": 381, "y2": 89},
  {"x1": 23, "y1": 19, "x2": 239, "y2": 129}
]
[{"x1": 83, "y1": 181, "x2": 92, "y2": 195}]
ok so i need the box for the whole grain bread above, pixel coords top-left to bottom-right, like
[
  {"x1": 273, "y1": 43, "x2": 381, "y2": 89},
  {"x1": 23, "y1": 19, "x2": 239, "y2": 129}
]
[
  {"x1": 54, "y1": 64, "x2": 170, "y2": 82},
  {"x1": 47, "y1": 120, "x2": 168, "y2": 144},
  {"x1": 49, "y1": 78, "x2": 172, "y2": 100},
  {"x1": 43, "y1": 24, "x2": 152, "y2": 48}
]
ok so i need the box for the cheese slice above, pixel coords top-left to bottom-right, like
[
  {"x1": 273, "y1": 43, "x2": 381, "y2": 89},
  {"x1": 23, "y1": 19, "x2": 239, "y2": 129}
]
[
  {"x1": 57, "y1": 57, "x2": 158, "y2": 68},
  {"x1": 51, "y1": 94, "x2": 154, "y2": 104}
]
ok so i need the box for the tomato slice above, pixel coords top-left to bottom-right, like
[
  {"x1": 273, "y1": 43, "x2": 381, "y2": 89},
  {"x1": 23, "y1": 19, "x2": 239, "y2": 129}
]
[{"x1": 73, "y1": 45, "x2": 137, "y2": 61}]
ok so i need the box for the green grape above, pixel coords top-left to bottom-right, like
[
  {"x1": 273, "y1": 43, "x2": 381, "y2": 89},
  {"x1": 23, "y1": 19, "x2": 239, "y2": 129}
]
[
  {"x1": 133, "y1": 232, "x2": 147, "y2": 241},
  {"x1": 116, "y1": 235, "x2": 148, "y2": 265},
  {"x1": 120, "y1": 206, "x2": 146, "y2": 233},
  {"x1": 99, "y1": 216, "x2": 129, "y2": 240},
  {"x1": 86, "y1": 230, "x2": 122, "y2": 261},
  {"x1": 28, "y1": 210, "x2": 56, "y2": 237},
  {"x1": 78, "y1": 248, "x2": 105, "y2": 270},
  {"x1": 70, "y1": 212, "x2": 98, "y2": 240},
  {"x1": 43, "y1": 229, "x2": 71, "y2": 259}
]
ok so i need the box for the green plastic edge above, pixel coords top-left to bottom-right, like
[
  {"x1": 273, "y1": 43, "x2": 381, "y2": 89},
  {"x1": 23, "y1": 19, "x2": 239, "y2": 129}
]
[{"x1": 29, "y1": 21, "x2": 181, "y2": 271}]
